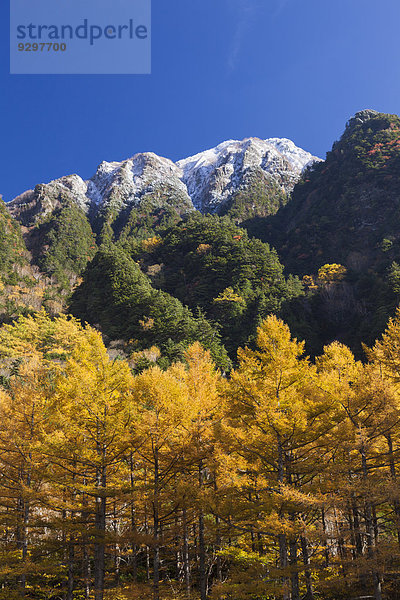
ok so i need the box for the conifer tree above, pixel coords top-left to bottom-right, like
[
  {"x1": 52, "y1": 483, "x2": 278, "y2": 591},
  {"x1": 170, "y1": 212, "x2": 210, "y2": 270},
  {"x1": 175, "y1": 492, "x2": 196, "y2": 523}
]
[{"x1": 224, "y1": 315, "x2": 330, "y2": 600}]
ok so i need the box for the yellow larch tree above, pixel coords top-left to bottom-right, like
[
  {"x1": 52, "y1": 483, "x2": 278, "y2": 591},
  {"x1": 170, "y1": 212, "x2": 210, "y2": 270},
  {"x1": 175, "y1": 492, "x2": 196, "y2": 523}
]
[{"x1": 222, "y1": 315, "x2": 333, "y2": 600}]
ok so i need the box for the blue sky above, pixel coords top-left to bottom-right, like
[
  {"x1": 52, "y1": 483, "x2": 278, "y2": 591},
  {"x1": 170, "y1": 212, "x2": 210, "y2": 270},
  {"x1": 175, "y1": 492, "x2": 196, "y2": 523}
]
[{"x1": 1, "y1": 0, "x2": 400, "y2": 201}]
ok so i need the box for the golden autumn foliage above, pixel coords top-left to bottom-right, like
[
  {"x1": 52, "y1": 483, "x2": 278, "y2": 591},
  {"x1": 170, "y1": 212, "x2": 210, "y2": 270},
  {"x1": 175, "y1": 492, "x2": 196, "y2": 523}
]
[
  {"x1": 317, "y1": 263, "x2": 347, "y2": 284},
  {"x1": 1, "y1": 311, "x2": 400, "y2": 599}
]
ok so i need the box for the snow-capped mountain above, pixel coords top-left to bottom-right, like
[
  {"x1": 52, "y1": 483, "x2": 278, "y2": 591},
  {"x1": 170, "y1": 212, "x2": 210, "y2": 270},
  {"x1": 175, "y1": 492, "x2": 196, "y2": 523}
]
[
  {"x1": 7, "y1": 137, "x2": 321, "y2": 227},
  {"x1": 8, "y1": 153, "x2": 193, "y2": 227},
  {"x1": 177, "y1": 137, "x2": 320, "y2": 213}
]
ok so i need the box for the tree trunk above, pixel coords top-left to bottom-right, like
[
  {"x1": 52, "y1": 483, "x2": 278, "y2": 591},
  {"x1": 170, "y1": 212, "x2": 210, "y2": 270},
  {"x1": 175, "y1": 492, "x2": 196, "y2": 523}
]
[
  {"x1": 21, "y1": 496, "x2": 29, "y2": 593},
  {"x1": 183, "y1": 507, "x2": 191, "y2": 599},
  {"x1": 300, "y1": 536, "x2": 314, "y2": 600},
  {"x1": 360, "y1": 441, "x2": 382, "y2": 600},
  {"x1": 289, "y1": 538, "x2": 300, "y2": 600},
  {"x1": 83, "y1": 543, "x2": 91, "y2": 600},
  {"x1": 81, "y1": 480, "x2": 91, "y2": 600},
  {"x1": 198, "y1": 462, "x2": 207, "y2": 600},
  {"x1": 175, "y1": 509, "x2": 181, "y2": 580},
  {"x1": 113, "y1": 502, "x2": 120, "y2": 586},
  {"x1": 333, "y1": 506, "x2": 346, "y2": 576},
  {"x1": 130, "y1": 454, "x2": 138, "y2": 581},
  {"x1": 352, "y1": 498, "x2": 363, "y2": 557},
  {"x1": 153, "y1": 529, "x2": 160, "y2": 600},
  {"x1": 277, "y1": 434, "x2": 289, "y2": 600},
  {"x1": 18, "y1": 464, "x2": 31, "y2": 593},
  {"x1": 387, "y1": 433, "x2": 400, "y2": 547},
  {"x1": 215, "y1": 514, "x2": 222, "y2": 583},
  {"x1": 94, "y1": 443, "x2": 107, "y2": 600},
  {"x1": 153, "y1": 445, "x2": 160, "y2": 600},
  {"x1": 67, "y1": 467, "x2": 76, "y2": 600},
  {"x1": 321, "y1": 508, "x2": 329, "y2": 568},
  {"x1": 214, "y1": 477, "x2": 222, "y2": 584},
  {"x1": 67, "y1": 537, "x2": 74, "y2": 600}
]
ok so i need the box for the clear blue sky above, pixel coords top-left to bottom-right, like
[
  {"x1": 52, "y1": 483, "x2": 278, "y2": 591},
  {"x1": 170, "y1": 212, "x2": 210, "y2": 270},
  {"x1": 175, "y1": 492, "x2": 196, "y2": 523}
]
[{"x1": 1, "y1": 0, "x2": 400, "y2": 201}]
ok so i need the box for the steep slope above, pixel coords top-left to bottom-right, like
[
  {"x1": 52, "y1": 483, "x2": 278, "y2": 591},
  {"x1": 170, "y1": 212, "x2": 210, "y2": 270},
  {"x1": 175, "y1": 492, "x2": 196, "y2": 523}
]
[
  {"x1": 7, "y1": 176, "x2": 93, "y2": 226},
  {"x1": 90, "y1": 153, "x2": 194, "y2": 238},
  {"x1": 265, "y1": 110, "x2": 400, "y2": 275},
  {"x1": 0, "y1": 197, "x2": 27, "y2": 278},
  {"x1": 70, "y1": 245, "x2": 231, "y2": 370},
  {"x1": 177, "y1": 137, "x2": 320, "y2": 217},
  {"x1": 8, "y1": 154, "x2": 193, "y2": 234},
  {"x1": 7, "y1": 154, "x2": 194, "y2": 282},
  {"x1": 8, "y1": 138, "x2": 320, "y2": 235},
  {"x1": 124, "y1": 214, "x2": 303, "y2": 355},
  {"x1": 0, "y1": 197, "x2": 63, "y2": 321},
  {"x1": 253, "y1": 109, "x2": 400, "y2": 356},
  {"x1": 9, "y1": 188, "x2": 97, "y2": 289},
  {"x1": 6, "y1": 138, "x2": 319, "y2": 286},
  {"x1": 34, "y1": 202, "x2": 97, "y2": 286}
]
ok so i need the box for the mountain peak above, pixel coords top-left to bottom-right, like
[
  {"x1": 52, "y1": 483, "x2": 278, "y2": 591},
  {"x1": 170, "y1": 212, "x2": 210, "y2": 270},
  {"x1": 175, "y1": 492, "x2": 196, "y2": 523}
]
[
  {"x1": 352, "y1": 108, "x2": 379, "y2": 122},
  {"x1": 266, "y1": 109, "x2": 400, "y2": 276},
  {"x1": 8, "y1": 136, "x2": 321, "y2": 228},
  {"x1": 177, "y1": 137, "x2": 321, "y2": 212},
  {"x1": 343, "y1": 109, "x2": 386, "y2": 138}
]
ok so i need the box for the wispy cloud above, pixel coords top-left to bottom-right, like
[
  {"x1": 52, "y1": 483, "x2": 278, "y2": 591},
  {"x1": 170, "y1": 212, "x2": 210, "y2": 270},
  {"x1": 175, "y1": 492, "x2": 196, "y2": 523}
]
[
  {"x1": 227, "y1": 0, "x2": 258, "y2": 72},
  {"x1": 227, "y1": 0, "x2": 288, "y2": 72}
]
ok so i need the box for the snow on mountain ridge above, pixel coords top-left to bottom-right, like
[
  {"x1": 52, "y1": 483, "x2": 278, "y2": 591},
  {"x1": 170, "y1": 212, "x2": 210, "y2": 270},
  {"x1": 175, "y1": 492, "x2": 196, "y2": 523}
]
[
  {"x1": 8, "y1": 136, "x2": 322, "y2": 224},
  {"x1": 87, "y1": 153, "x2": 189, "y2": 212},
  {"x1": 177, "y1": 137, "x2": 322, "y2": 212},
  {"x1": 265, "y1": 138, "x2": 322, "y2": 172}
]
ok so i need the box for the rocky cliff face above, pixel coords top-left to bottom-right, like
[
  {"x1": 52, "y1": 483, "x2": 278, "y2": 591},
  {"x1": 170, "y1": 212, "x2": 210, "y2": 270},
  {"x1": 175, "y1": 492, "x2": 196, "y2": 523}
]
[
  {"x1": 7, "y1": 137, "x2": 321, "y2": 230},
  {"x1": 177, "y1": 137, "x2": 320, "y2": 213},
  {"x1": 8, "y1": 153, "x2": 193, "y2": 228}
]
